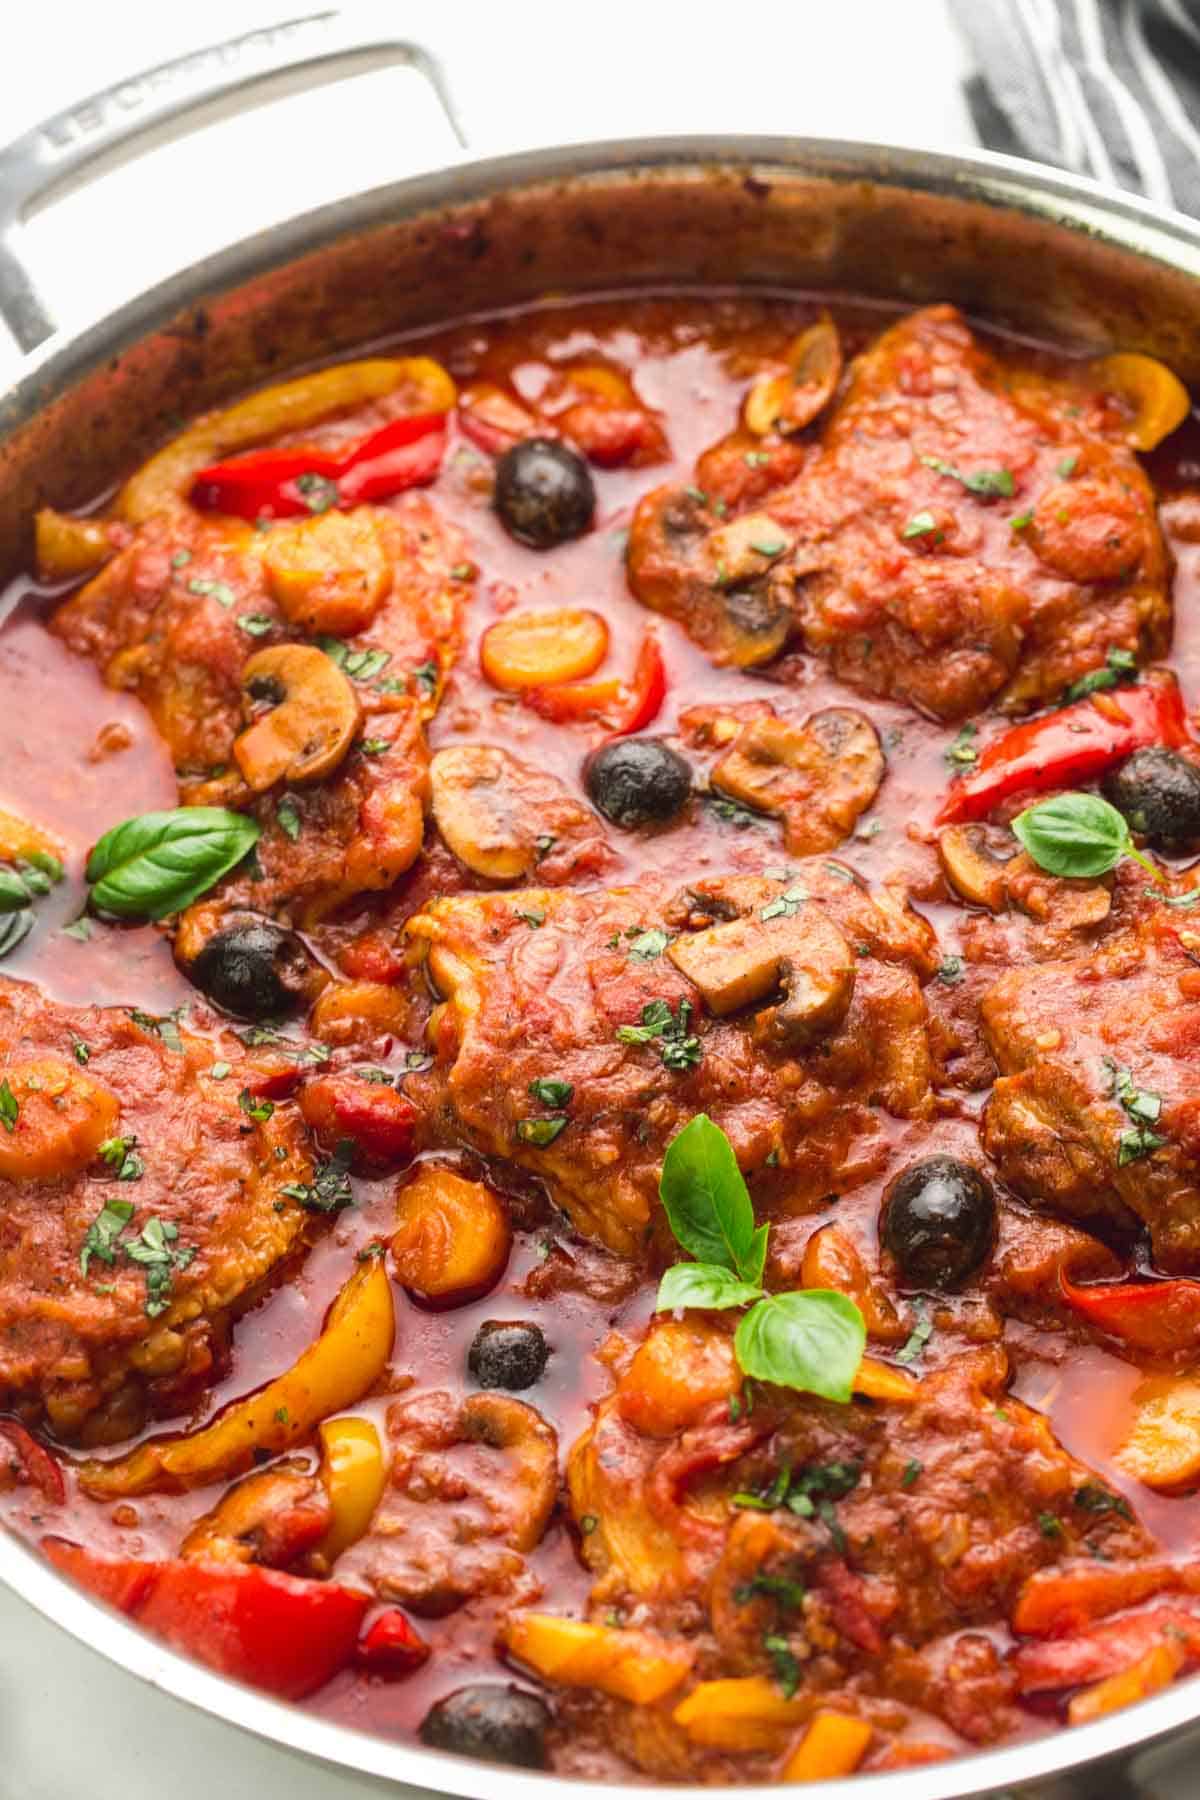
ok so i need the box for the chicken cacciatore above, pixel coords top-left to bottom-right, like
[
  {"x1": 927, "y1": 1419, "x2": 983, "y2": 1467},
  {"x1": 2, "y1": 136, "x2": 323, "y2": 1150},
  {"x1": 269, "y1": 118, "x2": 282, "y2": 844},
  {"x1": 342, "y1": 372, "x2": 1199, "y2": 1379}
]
[{"x1": 3, "y1": 293, "x2": 1200, "y2": 1783}]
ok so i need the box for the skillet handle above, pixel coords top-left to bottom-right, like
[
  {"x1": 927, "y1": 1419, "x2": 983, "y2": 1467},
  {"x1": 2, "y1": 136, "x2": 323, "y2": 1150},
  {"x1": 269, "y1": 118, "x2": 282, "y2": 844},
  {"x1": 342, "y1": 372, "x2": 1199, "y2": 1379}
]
[{"x1": 0, "y1": 9, "x2": 467, "y2": 355}]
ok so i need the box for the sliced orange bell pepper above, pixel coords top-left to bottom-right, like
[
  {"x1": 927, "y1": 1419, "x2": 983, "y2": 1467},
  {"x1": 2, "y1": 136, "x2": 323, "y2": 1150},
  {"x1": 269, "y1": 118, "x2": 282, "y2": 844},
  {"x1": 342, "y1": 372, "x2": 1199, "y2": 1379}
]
[
  {"x1": 672, "y1": 1676, "x2": 809, "y2": 1751},
  {"x1": 76, "y1": 1259, "x2": 394, "y2": 1498},
  {"x1": 503, "y1": 1613, "x2": 692, "y2": 1704},
  {"x1": 781, "y1": 1710, "x2": 873, "y2": 1781}
]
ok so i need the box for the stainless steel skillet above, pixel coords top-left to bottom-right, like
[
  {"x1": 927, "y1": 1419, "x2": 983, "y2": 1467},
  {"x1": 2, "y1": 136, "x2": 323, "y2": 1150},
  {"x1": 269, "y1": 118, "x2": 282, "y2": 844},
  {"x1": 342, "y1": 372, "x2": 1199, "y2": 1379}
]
[{"x1": 1, "y1": 11, "x2": 1200, "y2": 1796}]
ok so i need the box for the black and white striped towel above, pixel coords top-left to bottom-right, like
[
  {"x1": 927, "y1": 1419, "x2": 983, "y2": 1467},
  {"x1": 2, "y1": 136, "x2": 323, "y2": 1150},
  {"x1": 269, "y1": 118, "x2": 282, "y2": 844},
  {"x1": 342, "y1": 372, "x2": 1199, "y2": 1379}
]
[{"x1": 950, "y1": 0, "x2": 1200, "y2": 216}]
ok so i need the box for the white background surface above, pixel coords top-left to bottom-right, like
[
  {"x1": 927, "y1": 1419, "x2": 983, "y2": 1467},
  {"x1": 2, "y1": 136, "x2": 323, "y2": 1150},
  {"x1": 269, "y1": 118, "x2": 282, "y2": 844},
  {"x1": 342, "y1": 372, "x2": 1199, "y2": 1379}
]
[{"x1": 0, "y1": 6, "x2": 1185, "y2": 1800}]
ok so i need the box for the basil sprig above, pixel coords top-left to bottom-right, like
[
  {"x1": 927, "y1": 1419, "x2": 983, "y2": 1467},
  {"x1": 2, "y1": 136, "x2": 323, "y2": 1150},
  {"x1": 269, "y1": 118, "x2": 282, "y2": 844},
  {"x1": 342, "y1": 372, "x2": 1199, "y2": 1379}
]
[
  {"x1": 1012, "y1": 792, "x2": 1159, "y2": 883},
  {"x1": 655, "y1": 1115, "x2": 866, "y2": 1402},
  {"x1": 86, "y1": 808, "x2": 261, "y2": 919}
]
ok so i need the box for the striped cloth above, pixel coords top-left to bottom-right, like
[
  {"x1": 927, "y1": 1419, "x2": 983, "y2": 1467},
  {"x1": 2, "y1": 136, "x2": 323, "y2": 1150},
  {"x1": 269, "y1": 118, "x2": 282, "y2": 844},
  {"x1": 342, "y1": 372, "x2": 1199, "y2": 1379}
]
[{"x1": 950, "y1": 0, "x2": 1200, "y2": 215}]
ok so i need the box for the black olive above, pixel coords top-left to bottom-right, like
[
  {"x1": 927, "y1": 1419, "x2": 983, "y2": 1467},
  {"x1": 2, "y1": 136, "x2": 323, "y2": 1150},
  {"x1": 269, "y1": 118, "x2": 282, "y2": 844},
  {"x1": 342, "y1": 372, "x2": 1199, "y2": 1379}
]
[
  {"x1": 1102, "y1": 748, "x2": 1200, "y2": 847},
  {"x1": 467, "y1": 1320, "x2": 549, "y2": 1391},
  {"x1": 420, "y1": 1684, "x2": 550, "y2": 1768},
  {"x1": 881, "y1": 1155, "x2": 995, "y2": 1290},
  {"x1": 494, "y1": 437, "x2": 595, "y2": 548},
  {"x1": 186, "y1": 920, "x2": 310, "y2": 1021},
  {"x1": 584, "y1": 738, "x2": 693, "y2": 830}
]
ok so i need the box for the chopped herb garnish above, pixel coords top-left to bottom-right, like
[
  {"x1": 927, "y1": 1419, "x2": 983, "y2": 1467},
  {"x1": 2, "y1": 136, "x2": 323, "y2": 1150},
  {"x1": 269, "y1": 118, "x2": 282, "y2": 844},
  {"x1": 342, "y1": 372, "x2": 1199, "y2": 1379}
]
[
  {"x1": 237, "y1": 1088, "x2": 275, "y2": 1123},
  {"x1": 616, "y1": 997, "x2": 703, "y2": 1071},
  {"x1": 761, "y1": 883, "x2": 809, "y2": 922},
  {"x1": 317, "y1": 638, "x2": 392, "y2": 683},
  {"x1": 130, "y1": 1008, "x2": 185, "y2": 1054},
  {"x1": 516, "y1": 1115, "x2": 568, "y2": 1146},
  {"x1": 170, "y1": 549, "x2": 192, "y2": 569},
  {"x1": 237, "y1": 613, "x2": 275, "y2": 637},
  {"x1": 1057, "y1": 452, "x2": 1079, "y2": 478},
  {"x1": 72, "y1": 1038, "x2": 90, "y2": 1065},
  {"x1": 896, "y1": 1304, "x2": 933, "y2": 1365},
  {"x1": 276, "y1": 796, "x2": 302, "y2": 841},
  {"x1": 295, "y1": 472, "x2": 339, "y2": 513},
  {"x1": 410, "y1": 660, "x2": 439, "y2": 696},
  {"x1": 685, "y1": 485, "x2": 708, "y2": 505},
  {"x1": 359, "y1": 738, "x2": 390, "y2": 756},
  {"x1": 743, "y1": 451, "x2": 770, "y2": 468},
  {"x1": 902, "y1": 510, "x2": 938, "y2": 540},
  {"x1": 516, "y1": 906, "x2": 546, "y2": 929},
  {"x1": 704, "y1": 793, "x2": 767, "y2": 830},
  {"x1": 1064, "y1": 646, "x2": 1138, "y2": 703},
  {"x1": 938, "y1": 954, "x2": 965, "y2": 985},
  {"x1": 405, "y1": 1050, "x2": 433, "y2": 1073},
  {"x1": 1074, "y1": 1483, "x2": 1132, "y2": 1520},
  {"x1": 209, "y1": 1061, "x2": 231, "y2": 1080},
  {"x1": 280, "y1": 1142, "x2": 355, "y2": 1213},
  {"x1": 274, "y1": 1406, "x2": 290, "y2": 1424},
  {"x1": 0, "y1": 1078, "x2": 17, "y2": 1133},
  {"x1": 750, "y1": 536, "x2": 787, "y2": 557},
  {"x1": 627, "y1": 927, "x2": 670, "y2": 961},
  {"x1": 528, "y1": 1077, "x2": 574, "y2": 1108},
  {"x1": 733, "y1": 1571, "x2": 806, "y2": 1610},
  {"x1": 80, "y1": 1196, "x2": 135, "y2": 1275},
  {"x1": 1118, "y1": 1125, "x2": 1168, "y2": 1166},
  {"x1": 1010, "y1": 511, "x2": 1034, "y2": 531},
  {"x1": 124, "y1": 1216, "x2": 195, "y2": 1317},
  {"x1": 921, "y1": 455, "x2": 1015, "y2": 498},
  {"x1": 1038, "y1": 1511, "x2": 1065, "y2": 1539},
  {"x1": 763, "y1": 1634, "x2": 801, "y2": 1699},
  {"x1": 534, "y1": 833, "x2": 557, "y2": 859},
  {"x1": 186, "y1": 577, "x2": 236, "y2": 608},
  {"x1": 900, "y1": 1458, "x2": 922, "y2": 1489},
  {"x1": 449, "y1": 563, "x2": 474, "y2": 581},
  {"x1": 99, "y1": 1134, "x2": 143, "y2": 1181},
  {"x1": 945, "y1": 722, "x2": 979, "y2": 767},
  {"x1": 580, "y1": 1513, "x2": 598, "y2": 1535}
]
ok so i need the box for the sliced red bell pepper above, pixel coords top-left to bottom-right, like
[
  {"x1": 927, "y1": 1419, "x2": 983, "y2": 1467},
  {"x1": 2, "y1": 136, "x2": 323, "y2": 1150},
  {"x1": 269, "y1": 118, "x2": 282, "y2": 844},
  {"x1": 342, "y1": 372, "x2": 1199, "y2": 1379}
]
[
  {"x1": 0, "y1": 1418, "x2": 66, "y2": 1505},
  {"x1": 43, "y1": 1538, "x2": 368, "y2": 1701},
  {"x1": 938, "y1": 677, "x2": 1190, "y2": 824},
  {"x1": 1013, "y1": 1603, "x2": 1200, "y2": 1694},
  {"x1": 356, "y1": 1607, "x2": 430, "y2": 1675},
  {"x1": 191, "y1": 412, "x2": 446, "y2": 521},
  {"x1": 521, "y1": 631, "x2": 667, "y2": 736},
  {"x1": 1060, "y1": 1271, "x2": 1200, "y2": 1355}
]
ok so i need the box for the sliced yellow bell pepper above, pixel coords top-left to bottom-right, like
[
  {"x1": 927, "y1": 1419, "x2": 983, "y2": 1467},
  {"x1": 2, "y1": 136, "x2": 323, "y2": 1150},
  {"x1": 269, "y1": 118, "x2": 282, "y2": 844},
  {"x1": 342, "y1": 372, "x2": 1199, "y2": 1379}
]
[
  {"x1": 1067, "y1": 1641, "x2": 1185, "y2": 1725},
  {"x1": 77, "y1": 1259, "x2": 394, "y2": 1498},
  {"x1": 34, "y1": 509, "x2": 114, "y2": 582},
  {"x1": 119, "y1": 357, "x2": 457, "y2": 521},
  {"x1": 854, "y1": 1356, "x2": 920, "y2": 1404},
  {"x1": 672, "y1": 1676, "x2": 809, "y2": 1751},
  {"x1": 503, "y1": 1614, "x2": 692, "y2": 1704},
  {"x1": 1093, "y1": 351, "x2": 1191, "y2": 452},
  {"x1": 317, "y1": 1416, "x2": 388, "y2": 1563},
  {"x1": 781, "y1": 1710, "x2": 873, "y2": 1781}
]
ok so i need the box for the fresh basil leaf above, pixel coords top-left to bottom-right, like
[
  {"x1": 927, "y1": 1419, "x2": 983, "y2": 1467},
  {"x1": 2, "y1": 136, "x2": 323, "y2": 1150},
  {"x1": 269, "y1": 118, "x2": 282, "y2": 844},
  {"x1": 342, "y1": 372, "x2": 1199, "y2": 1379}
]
[
  {"x1": 528, "y1": 1077, "x2": 573, "y2": 1108},
  {"x1": 733, "y1": 1289, "x2": 866, "y2": 1402},
  {"x1": 86, "y1": 808, "x2": 261, "y2": 919},
  {"x1": 656, "y1": 1261, "x2": 764, "y2": 1313},
  {"x1": 659, "y1": 1115, "x2": 766, "y2": 1282},
  {"x1": 0, "y1": 910, "x2": 33, "y2": 958},
  {"x1": 1011, "y1": 791, "x2": 1152, "y2": 881}
]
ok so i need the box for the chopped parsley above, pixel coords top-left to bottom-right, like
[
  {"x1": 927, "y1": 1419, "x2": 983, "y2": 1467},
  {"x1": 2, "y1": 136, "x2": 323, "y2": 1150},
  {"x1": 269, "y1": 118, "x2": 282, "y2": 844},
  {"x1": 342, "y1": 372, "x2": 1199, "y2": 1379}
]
[
  {"x1": 317, "y1": 638, "x2": 392, "y2": 683},
  {"x1": 125, "y1": 1217, "x2": 196, "y2": 1317},
  {"x1": 528, "y1": 1077, "x2": 574, "y2": 1108},
  {"x1": 945, "y1": 722, "x2": 979, "y2": 768},
  {"x1": 616, "y1": 997, "x2": 703, "y2": 1071},
  {"x1": 896, "y1": 1303, "x2": 934, "y2": 1365},
  {"x1": 80, "y1": 1196, "x2": 135, "y2": 1276},
  {"x1": 516, "y1": 906, "x2": 546, "y2": 929},
  {"x1": 170, "y1": 549, "x2": 192, "y2": 569},
  {"x1": 280, "y1": 1142, "x2": 355, "y2": 1213},
  {"x1": 1010, "y1": 511, "x2": 1034, "y2": 531},
  {"x1": 0, "y1": 1078, "x2": 17, "y2": 1133},
  {"x1": 237, "y1": 1088, "x2": 275, "y2": 1123},
  {"x1": 1057, "y1": 451, "x2": 1079, "y2": 478},
  {"x1": 359, "y1": 738, "x2": 390, "y2": 756},
  {"x1": 703, "y1": 793, "x2": 767, "y2": 830},
  {"x1": 1074, "y1": 1483, "x2": 1132, "y2": 1521},
  {"x1": 900, "y1": 1458, "x2": 923, "y2": 1489},
  {"x1": 733, "y1": 1571, "x2": 805, "y2": 1610},
  {"x1": 186, "y1": 576, "x2": 236, "y2": 609},
  {"x1": 763, "y1": 1634, "x2": 801, "y2": 1699},
  {"x1": 627, "y1": 927, "x2": 670, "y2": 961},
  {"x1": 535, "y1": 834, "x2": 557, "y2": 859},
  {"x1": 516, "y1": 1115, "x2": 568, "y2": 1147},
  {"x1": 1118, "y1": 1125, "x2": 1168, "y2": 1166},
  {"x1": 99, "y1": 1135, "x2": 143, "y2": 1181},
  {"x1": 72, "y1": 1038, "x2": 90, "y2": 1065},
  {"x1": 209, "y1": 1061, "x2": 231, "y2": 1080},
  {"x1": 761, "y1": 883, "x2": 809, "y2": 922},
  {"x1": 902, "y1": 510, "x2": 938, "y2": 540},
  {"x1": 921, "y1": 455, "x2": 1015, "y2": 499},
  {"x1": 237, "y1": 613, "x2": 275, "y2": 637},
  {"x1": 410, "y1": 660, "x2": 439, "y2": 696},
  {"x1": 1105, "y1": 1058, "x2": 1168, "y2": 1164},
  {"x1": 276, "y1": 796, "x2": 302, "y2": 842},
  {"x1": 130, "y1": 1008, "x2": 185, "y2": 1054},
  {"x1": 1038, "y1": 1511, "x2": 1065, "y2": 1540},
  {"x1": 295, "y1": 472, "x2": 339, "y2": 513},
  {"x1": 938, "y1": 954, "x2": 965, "y2": 986},
  {"x1": 1064, "y1": 647, "x2": 1138, "y2": 703}
]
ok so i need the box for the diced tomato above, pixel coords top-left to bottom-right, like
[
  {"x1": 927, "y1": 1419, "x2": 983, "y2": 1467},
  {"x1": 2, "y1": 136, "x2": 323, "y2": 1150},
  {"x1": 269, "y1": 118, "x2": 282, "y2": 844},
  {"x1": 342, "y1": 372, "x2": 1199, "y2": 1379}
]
[
  {"x1": 299, "y1": 1072, "x2": 418, "y2": 1171},
  {"x1": 356, "y1": 1607, "x2": 430, "y2": 1675}
]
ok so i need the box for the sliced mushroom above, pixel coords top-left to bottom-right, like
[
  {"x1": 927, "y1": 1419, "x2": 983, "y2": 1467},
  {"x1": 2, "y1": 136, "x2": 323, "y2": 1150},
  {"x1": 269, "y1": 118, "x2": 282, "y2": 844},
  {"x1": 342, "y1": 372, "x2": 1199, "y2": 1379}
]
[
  {"x1": 430, "y1": 745, "x2": 538, "y2": 880},
  {"x1": 234, "y1": 643, "x2": 361, "y2": 792},
  {"x1": 938, "y1": 824, "x2": 1019, "y2": 911},
  {"x1": 712, "y1": 707, "x2": 884, "y2": 854},
  {"x1": 668, "y1": 903, "x2": 854, "y2": 1047},
  {"x1": 179, "y1": 1464, "x2": 329, "y2": 1568},
  {"x1": 744, "y1": 317, "x2": 842, "y2": 437}
]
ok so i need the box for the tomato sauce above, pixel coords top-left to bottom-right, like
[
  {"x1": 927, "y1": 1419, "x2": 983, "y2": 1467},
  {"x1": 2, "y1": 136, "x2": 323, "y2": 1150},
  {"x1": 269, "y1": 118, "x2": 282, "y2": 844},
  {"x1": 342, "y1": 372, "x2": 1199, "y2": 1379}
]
[{"x1": 3, "y1": 291, "x2": 1200, "y2": 1780}]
